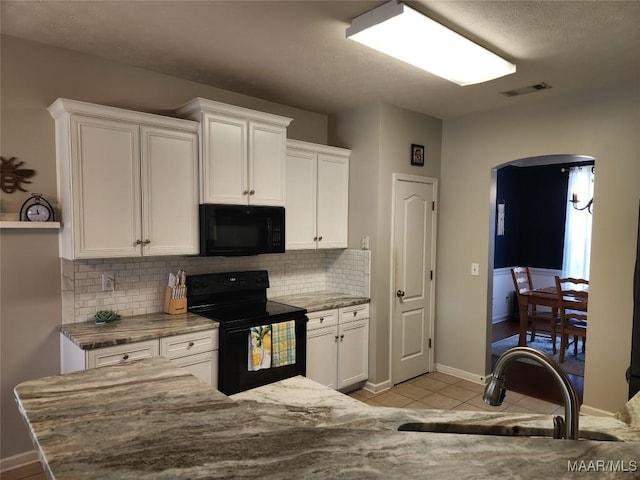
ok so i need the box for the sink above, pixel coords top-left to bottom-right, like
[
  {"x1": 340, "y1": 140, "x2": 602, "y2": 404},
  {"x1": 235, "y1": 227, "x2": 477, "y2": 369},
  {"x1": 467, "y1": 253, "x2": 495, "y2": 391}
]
[{"x1": 397, "y1": 422, "x2": 620, "y2": 442}]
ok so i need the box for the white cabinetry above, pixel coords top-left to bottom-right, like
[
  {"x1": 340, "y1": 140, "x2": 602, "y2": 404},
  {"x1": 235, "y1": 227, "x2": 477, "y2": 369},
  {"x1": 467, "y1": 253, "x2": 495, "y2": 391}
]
[
  {"x1": 160, "y1": 331, "x2": 218, "y2": 386},
  {"x1": 306, "y1": 304, "x2": 368, "y2": 390},
  {"x1": 336, "y1": 304, "x2": 369, "y2": 389},
  {"x1": 87, "y1": 340, "x2": 159, "y2": 368},
  {"x1": 286, "y1": 140, "x2": 349, "y2": 250},
  {"x1": 60, "y1": 329, "x2": 218, "y2": 386},
  {"x1": 306, "y1": 310, "x2": 339, "y2": 389},
  {"x1": 177, "y1": 98, "x2": 292, "y2": 206},
  {"x1": 49, "y1": 99, "x2": 199, "y2": 260}
]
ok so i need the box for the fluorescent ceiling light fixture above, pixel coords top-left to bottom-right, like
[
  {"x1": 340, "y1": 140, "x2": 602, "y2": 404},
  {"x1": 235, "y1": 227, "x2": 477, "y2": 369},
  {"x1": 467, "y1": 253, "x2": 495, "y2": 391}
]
[{"x1": 346, "y1": 1, "x2": 516, "y2": 86}]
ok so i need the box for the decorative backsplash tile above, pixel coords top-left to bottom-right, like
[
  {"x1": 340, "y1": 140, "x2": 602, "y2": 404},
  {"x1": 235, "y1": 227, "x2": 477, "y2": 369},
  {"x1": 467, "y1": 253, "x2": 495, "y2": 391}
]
[{"x1": 61, "y1": 249, "x2": 370, "y2": 323}]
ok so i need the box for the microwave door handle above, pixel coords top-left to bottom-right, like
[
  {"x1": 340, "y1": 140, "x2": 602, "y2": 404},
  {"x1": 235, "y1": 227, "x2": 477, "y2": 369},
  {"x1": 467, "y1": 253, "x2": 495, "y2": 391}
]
[{"x1": 266, "y1": 218, "x2": 272, "y2": 250}]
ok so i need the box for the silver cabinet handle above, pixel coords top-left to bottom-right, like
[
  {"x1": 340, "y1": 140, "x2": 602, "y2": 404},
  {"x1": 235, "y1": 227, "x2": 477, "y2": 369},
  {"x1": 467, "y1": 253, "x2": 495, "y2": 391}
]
[
  {"x1": 313, "y1": 236, "x2": 318, "y2": 241},
  {"x1": 243, "y1": 190, "x2": 249, "y2": 195},
  {"x1": 340, "y1": 334, "x2": 345, "y2": 340},
  {"x1": 122, "y1": 354, "x2": 129, "y2": 360},
  {"x1": 135, "y1": 239, "x2": 142, "y2": 245},
  {"x1": 318, "y1": 236, "x2": 323, "y2": 241},
  {"x1": 143, "y1": 239, "x2": 150, "y2": 245},
  {"x1": 249, "y1": 189, "x2": 255, "y2": 195},
  {"x1": 188, "y1": 341, "x2": 194, "y2": 348},
  {"x1": 353, "y1": 311, "x2": 357, "y2": 316},
  {"x1": 396, "y1": 290, "x2": 405, "y2": 298},
  {"x1": 319, "y1": 317, "x2": 324, "y2": 323}
]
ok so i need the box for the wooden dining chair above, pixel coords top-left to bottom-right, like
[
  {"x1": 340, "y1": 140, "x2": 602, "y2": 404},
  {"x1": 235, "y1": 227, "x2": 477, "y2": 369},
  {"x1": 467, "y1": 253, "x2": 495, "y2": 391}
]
[
  {"x1": 511, "y1": 267, "x2": 559, "y2": 353},
  {"x1": 554, "y1": 276, "x2": 589, "y2": 363}
]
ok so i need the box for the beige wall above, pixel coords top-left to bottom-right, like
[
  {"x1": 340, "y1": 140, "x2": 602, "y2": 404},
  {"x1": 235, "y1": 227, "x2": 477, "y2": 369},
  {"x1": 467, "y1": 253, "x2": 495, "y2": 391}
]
[
  {"x1": 0, "y1": 35, "x2": 328, "y2": 461},
  {"x1": 438, "y1": 83, "x2": 640, "y2": 414},
  {"x1": 329, "y1": 103, "x2": 442, "y2": 389}
]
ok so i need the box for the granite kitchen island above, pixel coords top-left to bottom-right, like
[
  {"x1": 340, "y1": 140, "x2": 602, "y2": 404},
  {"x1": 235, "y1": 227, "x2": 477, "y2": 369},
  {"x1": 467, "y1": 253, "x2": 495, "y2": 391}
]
[{"x1": 14, "y1": 357, "x2": 640, "y2": 479}]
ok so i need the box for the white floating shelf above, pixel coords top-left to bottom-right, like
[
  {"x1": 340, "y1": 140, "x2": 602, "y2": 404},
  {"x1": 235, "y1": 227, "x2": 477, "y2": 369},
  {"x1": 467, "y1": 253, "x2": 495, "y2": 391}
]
[{"x1": 0, "y1": 221, "x2": 61, "y2": 229}]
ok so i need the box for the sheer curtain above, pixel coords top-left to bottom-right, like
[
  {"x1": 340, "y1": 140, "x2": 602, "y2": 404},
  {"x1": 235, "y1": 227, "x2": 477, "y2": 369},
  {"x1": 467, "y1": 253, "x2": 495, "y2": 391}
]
[{"x1": 562, "y1": 166, "x2": 594, "y2": 279}]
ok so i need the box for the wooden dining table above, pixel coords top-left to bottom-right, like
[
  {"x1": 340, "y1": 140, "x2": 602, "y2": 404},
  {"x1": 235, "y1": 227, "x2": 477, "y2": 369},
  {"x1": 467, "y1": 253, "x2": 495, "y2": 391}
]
[{"x1": 518, "y1": 286, "x2": 588, "y2": 347}]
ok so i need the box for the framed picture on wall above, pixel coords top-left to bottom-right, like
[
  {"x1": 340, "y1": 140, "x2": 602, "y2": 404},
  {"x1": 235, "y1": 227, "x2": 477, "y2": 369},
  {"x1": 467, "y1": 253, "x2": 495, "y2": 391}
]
[{"x1": 411, "y1": 144, "x2": 425, "y2": 166}]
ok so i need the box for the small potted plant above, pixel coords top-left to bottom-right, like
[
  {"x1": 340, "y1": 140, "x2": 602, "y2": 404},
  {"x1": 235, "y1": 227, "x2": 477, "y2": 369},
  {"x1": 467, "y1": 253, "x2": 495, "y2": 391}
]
[{"x1": 94, "y1": 309, "x2": 122, "y2": 325}]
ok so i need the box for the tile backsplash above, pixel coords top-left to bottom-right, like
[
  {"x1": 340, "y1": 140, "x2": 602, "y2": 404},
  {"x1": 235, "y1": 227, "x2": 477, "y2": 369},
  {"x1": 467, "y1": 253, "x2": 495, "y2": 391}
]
[{"x1": 61, "y1": 249, "x2": 370, "y2": 323}]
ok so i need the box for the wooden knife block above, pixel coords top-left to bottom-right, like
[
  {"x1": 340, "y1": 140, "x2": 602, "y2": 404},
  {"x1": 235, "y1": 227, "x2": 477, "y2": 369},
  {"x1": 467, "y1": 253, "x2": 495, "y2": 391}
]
[{"x1": 163, "y1": 286, "x2": 187, "y2": 315}]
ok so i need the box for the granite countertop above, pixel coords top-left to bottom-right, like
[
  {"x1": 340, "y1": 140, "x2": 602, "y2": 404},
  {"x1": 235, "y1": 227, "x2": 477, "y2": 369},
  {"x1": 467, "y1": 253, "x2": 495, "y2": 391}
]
[
  {"x1": 271, "y1": 291, "x2": 369, "y2": 313},
  {"x1": 60, "y1": 291, "x2": 366, "y2": 350},
  {"x1": 14, "y1": 357, "x2": 640, "y2": 479},
  {"x1": 59, "y1": 312, "x2": 218, "y2": 349}
]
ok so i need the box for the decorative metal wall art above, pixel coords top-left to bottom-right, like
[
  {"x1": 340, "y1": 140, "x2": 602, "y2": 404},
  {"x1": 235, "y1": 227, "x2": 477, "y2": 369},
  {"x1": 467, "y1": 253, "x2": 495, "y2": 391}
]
[{"x1": 1, "y1": 156, "x2": 36, "y2": 193}]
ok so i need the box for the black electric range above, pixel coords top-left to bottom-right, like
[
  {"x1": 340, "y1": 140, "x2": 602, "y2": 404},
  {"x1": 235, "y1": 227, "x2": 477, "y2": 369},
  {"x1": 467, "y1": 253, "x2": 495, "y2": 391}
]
[{"x1": 186, "y1": 270, "x2": 307, "y2": 395}]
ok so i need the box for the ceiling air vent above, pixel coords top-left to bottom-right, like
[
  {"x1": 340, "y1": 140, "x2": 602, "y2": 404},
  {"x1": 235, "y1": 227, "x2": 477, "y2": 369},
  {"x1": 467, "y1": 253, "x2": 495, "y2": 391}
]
[{"x1": 500, "y1": 82, "x2": 552, "y2": 97}]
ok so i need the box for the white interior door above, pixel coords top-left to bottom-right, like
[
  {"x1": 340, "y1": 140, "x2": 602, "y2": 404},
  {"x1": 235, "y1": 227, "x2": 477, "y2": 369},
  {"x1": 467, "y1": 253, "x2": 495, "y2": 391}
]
[{"x1": 391, "y1": 175, "x2": 437, "y2": 384}]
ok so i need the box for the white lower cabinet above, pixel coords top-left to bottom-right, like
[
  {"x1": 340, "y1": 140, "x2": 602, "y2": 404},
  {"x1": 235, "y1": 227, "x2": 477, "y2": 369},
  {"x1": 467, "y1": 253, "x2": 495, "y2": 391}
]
[
  {"x1": 336, "y1": 317, "x2": 369, "y2": 390},
  {"x1": 61, "y1": 329, "x2": 218, "y2": 387},
  {"x1": 87, "y1": 340, "x2": 159, "y2": 368},
  {"x1": 160, "y1": 331, "x2": 218, "y2": 386},
  {"x1": 306, "y1": 304, "x2": 369, "y2": 390},
  {"x1": 306, "y1": 310, "x2": 339, "y2": 389}
]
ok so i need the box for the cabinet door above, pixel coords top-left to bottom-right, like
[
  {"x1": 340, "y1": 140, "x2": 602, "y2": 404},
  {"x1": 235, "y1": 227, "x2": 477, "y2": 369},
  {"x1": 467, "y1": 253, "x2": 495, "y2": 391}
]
[
  {"x1": 87, "y1": 340, "x2": 159, "y2": 369},
  {"x1": 168, "y1": 351, "x2": 218, "y2": 387},
  {"x1": 337, "y1": 318, "x2": 369, "y2": 389},
  {"x1": 285, "y1": 148, "x2": 317, "y2": 250},
  {"x1": 70, "y1": 115, "x2": 141, "y2": 258},
  {"x1": 249, "y1": 121, "x2": 286, "y2": 206},
  {"x1": 202, "y1": 112, "x2": 248, "y2": 204},
  {"x1": 306, "y1": 325, "x2": 338, "y2": 389},
  {"x1": 141, "y1": 126, "x2": 199, "y2": 255},
  {"x1": 317, "y1": 153, "x2": 349, "y2": 249}
]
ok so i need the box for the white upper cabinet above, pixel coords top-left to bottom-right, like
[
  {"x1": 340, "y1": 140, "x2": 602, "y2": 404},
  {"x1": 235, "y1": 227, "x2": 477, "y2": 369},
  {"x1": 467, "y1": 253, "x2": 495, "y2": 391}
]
[
  {"x1": 177, "y1": 98, "x2": 292, "y2": 206},
  {"x1": 141, "y1": 126, "x2": 199, "y2": 256},
  {"x1": 285, "y1": 140, "x2": 350, "y2": 250},
  {"x1": 49, "y1": 99, "x2": 199, "y2": 259}
]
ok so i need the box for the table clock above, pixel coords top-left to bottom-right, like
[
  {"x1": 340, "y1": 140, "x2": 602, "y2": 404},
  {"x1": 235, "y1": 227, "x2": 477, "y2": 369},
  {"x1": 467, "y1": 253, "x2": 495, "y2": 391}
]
[{"x1": 19, "y1": 193, "x2": 55, "y2": 222}]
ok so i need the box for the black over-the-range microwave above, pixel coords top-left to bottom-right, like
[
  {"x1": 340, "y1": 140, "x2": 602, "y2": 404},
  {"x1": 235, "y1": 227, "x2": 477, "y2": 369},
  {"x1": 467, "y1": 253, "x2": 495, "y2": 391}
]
[{"x1": 199, "y1": 204, "x2": 285, "y2": 256}]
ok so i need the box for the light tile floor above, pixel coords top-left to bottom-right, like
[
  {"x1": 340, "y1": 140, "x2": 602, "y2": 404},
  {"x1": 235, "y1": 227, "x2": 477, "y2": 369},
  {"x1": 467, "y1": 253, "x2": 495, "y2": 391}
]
[{"x1": 348, "y1": 371, "x2": 565, "y2": 416}]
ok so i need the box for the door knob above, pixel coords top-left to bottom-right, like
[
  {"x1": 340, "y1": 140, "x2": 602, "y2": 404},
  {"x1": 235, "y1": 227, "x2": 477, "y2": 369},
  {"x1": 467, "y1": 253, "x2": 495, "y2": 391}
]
[{"x1": 396, "y1": 290, "x2": 405, "y2": 298}]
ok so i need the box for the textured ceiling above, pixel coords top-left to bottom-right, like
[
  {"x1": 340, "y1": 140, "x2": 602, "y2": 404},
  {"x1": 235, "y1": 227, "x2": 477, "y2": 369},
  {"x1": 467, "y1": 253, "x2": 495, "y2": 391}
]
[{"x1": 2, "y1": 0, "x2": 639, "y2": 119}]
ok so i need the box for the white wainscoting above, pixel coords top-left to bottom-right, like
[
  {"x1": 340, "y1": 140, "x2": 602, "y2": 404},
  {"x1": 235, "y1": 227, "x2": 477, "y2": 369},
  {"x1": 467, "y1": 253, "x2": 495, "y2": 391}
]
[{"x1": 492, "y1": 267, "x2": 513, "y2": 324}]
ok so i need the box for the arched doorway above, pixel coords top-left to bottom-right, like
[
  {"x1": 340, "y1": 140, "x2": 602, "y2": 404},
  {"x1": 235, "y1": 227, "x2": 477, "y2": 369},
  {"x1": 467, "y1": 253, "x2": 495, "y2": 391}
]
[{"x1": 488, "y1": 154, "x2": 595, "y2": 405}]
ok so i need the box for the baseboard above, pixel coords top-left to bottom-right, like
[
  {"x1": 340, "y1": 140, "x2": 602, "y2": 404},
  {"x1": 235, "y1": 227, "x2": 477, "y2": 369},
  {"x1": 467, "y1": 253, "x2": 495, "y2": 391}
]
[
  {"x1": 0, "y1": 450, "x2": 39, "y2": 473},
  {"x1": 435, "y1": 363, "x2": 488, "y2": 384},
  {"x1": 492, "y1": 314, "x2": 511, "y2": 324},
  {"x1": 363, "y1": 378, "x2": 392, "y2": 394},
  {"x1": 580, "y1": 404, "x2": 615, "y2": 417}
]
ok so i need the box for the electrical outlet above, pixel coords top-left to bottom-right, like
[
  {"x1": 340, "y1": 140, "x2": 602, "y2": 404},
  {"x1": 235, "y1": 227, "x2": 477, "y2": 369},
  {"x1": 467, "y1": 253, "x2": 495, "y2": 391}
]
[
  {"x1": 102, "y1": 273, "x2": 115, "y2": 291},
  {"x1": 361, "y1": 235, "x2": 370, "y2": 250},
  {"x1": 471, "y1": 263, "x2": 480, "y2": 276}
]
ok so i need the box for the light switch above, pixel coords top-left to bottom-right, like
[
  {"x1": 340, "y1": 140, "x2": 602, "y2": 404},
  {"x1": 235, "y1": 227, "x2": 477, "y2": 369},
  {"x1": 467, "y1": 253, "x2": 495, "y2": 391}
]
[
  {"x1": 471, "y1": 263, "x2": 480, "y2": 276},
  {"x1": 361, "y1": 235, "x2": 369, "y2": 250}
]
